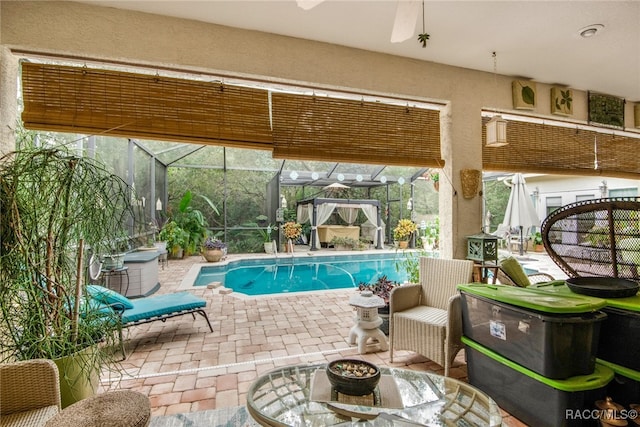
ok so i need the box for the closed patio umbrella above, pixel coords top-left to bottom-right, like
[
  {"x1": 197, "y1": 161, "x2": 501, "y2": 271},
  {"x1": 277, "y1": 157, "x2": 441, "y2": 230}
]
[{"x1": 503, "y1": 173, "x2": 540, "y2": 256}]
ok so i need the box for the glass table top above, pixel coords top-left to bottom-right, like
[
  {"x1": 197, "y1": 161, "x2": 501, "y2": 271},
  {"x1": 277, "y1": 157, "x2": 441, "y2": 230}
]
[{"x1": 246, "y1": 363, "x2": 502, "y2": 426}]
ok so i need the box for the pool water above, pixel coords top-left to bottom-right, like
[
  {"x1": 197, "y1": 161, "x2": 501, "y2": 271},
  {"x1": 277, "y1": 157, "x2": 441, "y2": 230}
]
[{"x1": 194, "y1": 253, "x2": 410, "y2": 296}]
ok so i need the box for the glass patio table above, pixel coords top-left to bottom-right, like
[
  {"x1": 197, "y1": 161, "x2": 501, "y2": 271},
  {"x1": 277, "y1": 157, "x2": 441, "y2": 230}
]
[{"x1": 246, "y1": 363, "x2": 502, "y2": 426}]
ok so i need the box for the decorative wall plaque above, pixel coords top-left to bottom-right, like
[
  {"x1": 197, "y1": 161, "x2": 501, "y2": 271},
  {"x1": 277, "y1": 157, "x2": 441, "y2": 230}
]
[
  {"x1": 588, "y1": 92, "x2": 625, "y2": 128},
  {"x1": 512, "y1": 80, "x2": 536, "y2": 110},
  {"x1": 550, "y1": 87, "x2": 573, "y2": 116}
]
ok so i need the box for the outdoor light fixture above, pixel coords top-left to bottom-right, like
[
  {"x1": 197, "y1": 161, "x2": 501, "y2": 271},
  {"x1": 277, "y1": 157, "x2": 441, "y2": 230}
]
[
  {"x1": 486, "y1": 51, "x2": 508, "y2": 147},
  {"x1": 281, "y1": 194, "x2": 287, "y2": 209},
  {"x1": 407, "y1": 197, "x2": 413, "y2": 210},
  {"x1": 486, "y1": 115, "x2": 508, "y2": 147},
  {"x1": 155, "y1": 198, "x2": 163, "y2": 211}
]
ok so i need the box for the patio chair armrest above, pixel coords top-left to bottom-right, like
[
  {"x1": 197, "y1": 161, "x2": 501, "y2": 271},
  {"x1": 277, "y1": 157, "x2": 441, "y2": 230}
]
[
  {"x1": 389, "y1": 284, "x2": 421, "y2": 314},
  {"x1": 446, "y1": 294, "x2": 462, "y2": 343}
]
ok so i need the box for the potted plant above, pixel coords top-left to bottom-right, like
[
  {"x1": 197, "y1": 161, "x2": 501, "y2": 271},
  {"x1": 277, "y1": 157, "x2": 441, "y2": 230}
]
[
  {"x1": 158, "y1": 221, "x2": 189, "y2": 258},
  {"x1": 430, "y1": 171, "x2": 440, "y2": 191},
  {"x1": 173, "y1": 190, "x2": 218, "y2": 256},
  {"x1": 532, "y1": 231, "x2": 544, "y2": 252},
  {"x1": 201, "y1": 237, "x2": 227, "y2": 262},
  {"x1": 282, "y1": 221, "x2": 302, "y2": 252},
  {"x1": 393, "y1": 219, "x2": 418, "y2": 249},
  {"x1": 357, "y1": 276, "x2": 401, "y2": 335},
  {"x1": 102, "y1": 230, "x2": 130, "y2": 270},
  {"x1": 257, "y1": 223, "x2": 278, "y2": 253},
  {"x1": 0, "y1": 146, "x2": 133, "y2": 408}
]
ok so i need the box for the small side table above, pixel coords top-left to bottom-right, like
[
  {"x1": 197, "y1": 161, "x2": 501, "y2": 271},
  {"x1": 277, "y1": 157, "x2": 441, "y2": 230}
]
[
  {"x1": 102, "y1": 266, "x2": 129, "y2": 296},
  {"x1": 473, "y1": 262, "x2": 499, "y2": 284}
]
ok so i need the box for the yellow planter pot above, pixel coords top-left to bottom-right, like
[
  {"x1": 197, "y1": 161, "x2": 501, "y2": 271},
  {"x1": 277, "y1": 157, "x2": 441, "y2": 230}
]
[{"x1": 54, "y1": 345, "x2": 99, "y2": 409}]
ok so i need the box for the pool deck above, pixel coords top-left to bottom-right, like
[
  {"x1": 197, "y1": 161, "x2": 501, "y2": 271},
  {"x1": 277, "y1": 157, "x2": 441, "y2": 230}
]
[{"x1": 99, "y1": 246, "x2": 562, "y2": 426}]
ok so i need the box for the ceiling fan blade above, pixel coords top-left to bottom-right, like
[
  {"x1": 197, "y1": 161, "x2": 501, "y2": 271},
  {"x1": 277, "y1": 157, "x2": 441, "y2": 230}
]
[
  {"x1": 390, "y1": 0, "x2": 421, "y2": 43},
  {"x1": 296, "y1": 0, "x2": 325, "y2": 11}
]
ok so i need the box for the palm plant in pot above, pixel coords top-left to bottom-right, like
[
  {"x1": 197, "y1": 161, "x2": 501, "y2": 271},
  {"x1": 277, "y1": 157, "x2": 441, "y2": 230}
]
[{"x1": 0, "y1": 147, "x2": 134, "y2": 408}]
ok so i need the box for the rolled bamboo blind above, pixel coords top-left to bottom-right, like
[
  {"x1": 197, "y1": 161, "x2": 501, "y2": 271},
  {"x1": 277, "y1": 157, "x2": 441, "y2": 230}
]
[
  {"x1": 21, "y1": 62, "x2": 274, "y2": 150},
  {"x1": 482, "y1": 117, "x2": 640, "y2": 178},
  {"x1": 271, "y1": 93, "x2": 442, "y2": 167}
]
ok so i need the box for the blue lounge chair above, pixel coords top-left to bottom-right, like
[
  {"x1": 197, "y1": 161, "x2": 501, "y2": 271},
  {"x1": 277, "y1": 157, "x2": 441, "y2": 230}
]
[{"x1": 86, "y1": 285, "x2": 213, "y2": 358}]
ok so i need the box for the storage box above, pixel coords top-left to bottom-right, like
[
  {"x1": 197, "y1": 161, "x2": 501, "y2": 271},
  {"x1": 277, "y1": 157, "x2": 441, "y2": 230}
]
[
  {"x1": 531, "y1": 281, "x2": 640, "y2": 372},
  {"x1": 598, "y1": 306, "x2": 640, "y2": 371},
  {"x1": 463, "y1": 337, "x2": 614, "y2": 427},
  {"x1": 598, "y1": 359, "x2": 640, "y2": 407},
  {"x1": 458, "y1": 283, "x2": 607, "y2": 379}
]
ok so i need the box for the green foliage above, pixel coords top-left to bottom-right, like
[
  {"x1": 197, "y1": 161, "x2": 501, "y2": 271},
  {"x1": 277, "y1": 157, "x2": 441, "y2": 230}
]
[
  {"x1": 330, "y1": 236, "x2": 366, "y2": 250},
  {"x1": 394, "y1": 250, "x2": 428, "y2": 284},
  {"x1": 532, "y1": 231, "x2": 543, "y2": 246},
  {"x1": 358, "y1": 276, "x2": 399, "y2": 305},
  {"x1": 482, "y1": 179, "x2": 512, "y2": 232},
  {"x1": 0, "y1": 146, "x2": 129, "y2": 368},
  {"x1": 173, "y1": 190, "x2": 218, "y2": 255},
  {"x1": 158, "y1": 221, "x2": 189, "y2": 254}
]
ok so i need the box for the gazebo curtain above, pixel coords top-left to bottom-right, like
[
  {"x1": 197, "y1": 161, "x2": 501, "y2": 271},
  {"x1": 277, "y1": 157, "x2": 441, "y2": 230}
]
[
  {"x1": 338, "y1": 207, "x2": 358, "y2": 225},
  {"x1": 296, "y1": 204, "x2": 311, "y2": 225},
  {"x1": 311, "y1": 203, "x2": 338, "y2": 249},
  {"x1": 361, "y1": 205, "x2": 383, "y2": 248}
]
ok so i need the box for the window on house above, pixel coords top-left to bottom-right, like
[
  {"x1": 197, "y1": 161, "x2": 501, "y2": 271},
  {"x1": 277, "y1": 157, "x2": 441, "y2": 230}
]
[
  {"x1": 546, "y1": 196, "x2": 563, "y2": 216},
  {"x1": 609, "y1": 188, "x2": 638, "y2": 198}
]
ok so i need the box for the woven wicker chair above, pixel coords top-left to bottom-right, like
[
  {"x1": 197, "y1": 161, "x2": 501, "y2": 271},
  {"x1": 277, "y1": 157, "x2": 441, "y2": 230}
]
[
  {"x1": 0, "y1": 359, "x2": 61, "y2": 426},
  {"x1": 541, "y1": 197, "x2": 640, "y2": 279},
  {"x1": 389, "y1": 257, "x2": 474, "y2": 376}
]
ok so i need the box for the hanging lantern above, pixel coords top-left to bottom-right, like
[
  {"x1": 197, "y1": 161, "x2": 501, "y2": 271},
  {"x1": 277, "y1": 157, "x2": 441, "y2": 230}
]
[{"x1": 485, "y1": 115, "x2": 508, "y2": 147}]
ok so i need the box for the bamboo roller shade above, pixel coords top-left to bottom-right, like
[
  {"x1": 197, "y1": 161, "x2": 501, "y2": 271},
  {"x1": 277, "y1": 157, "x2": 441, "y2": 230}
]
[
  {"x1": 21, "y1": 62, "x2": 274, "y2": 150},
  {"x1": 482, "y1": 117, "x2": 640, "y2": 179},
  {"x1": 271, "y1": 93, "x2": 442, "y2": 167}
]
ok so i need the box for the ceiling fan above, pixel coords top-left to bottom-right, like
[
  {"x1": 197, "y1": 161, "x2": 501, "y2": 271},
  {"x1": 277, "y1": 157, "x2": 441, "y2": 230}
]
[{"x1": 296, "y1": 0, "x2": 422, "y2": 43}]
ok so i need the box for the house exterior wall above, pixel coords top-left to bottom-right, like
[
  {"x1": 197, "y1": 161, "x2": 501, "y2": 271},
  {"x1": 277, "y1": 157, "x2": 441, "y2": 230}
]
[{"x1": 522, "y1": 174, "x2": 640, "y2": 222}]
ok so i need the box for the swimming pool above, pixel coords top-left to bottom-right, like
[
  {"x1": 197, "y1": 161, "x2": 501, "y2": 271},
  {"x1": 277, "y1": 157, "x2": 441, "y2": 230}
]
[{"x1": 193, "y1": 253, "x2": 410, "y2": 296}]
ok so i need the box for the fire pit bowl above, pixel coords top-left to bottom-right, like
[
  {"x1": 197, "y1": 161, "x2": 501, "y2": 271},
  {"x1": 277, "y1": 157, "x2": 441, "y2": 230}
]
[
  {"x1": 566, "y1": 277, "x2": 639, "y2": 298},
  {"x1": 326, "y1": 359, "x2": 381, "y2": 396}
]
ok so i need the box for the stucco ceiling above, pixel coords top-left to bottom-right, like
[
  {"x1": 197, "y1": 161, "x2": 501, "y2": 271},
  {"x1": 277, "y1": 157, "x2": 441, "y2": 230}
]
[{"x1": 77, "y1": 0, "x2": 640, "y2": 102}]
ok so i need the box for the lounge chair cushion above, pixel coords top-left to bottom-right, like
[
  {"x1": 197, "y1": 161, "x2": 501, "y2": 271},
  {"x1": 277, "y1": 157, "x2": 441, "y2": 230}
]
[
  {"x1": 499, "y1": 257, "x2": 531, "y2": 287},
  {"x1": 86, "y1": 285, "x2": 134, "y2": 309},
  {"x1": 120, "y1": 292, "x2": 206, "y2": 323}
]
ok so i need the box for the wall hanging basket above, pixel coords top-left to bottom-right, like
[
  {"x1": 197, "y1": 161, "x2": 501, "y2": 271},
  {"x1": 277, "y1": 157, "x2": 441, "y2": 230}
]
[{"x1": 460, "y1": 169, "x2": 481, "y2": 199}]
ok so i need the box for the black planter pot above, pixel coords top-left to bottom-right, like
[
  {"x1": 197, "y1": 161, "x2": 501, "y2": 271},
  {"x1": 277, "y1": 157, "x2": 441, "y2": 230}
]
[{"x1": 379, "y1": 305, "x2": 390, "y2": 335}]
